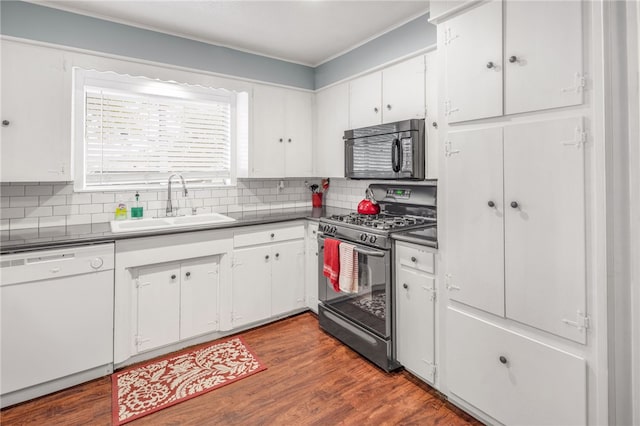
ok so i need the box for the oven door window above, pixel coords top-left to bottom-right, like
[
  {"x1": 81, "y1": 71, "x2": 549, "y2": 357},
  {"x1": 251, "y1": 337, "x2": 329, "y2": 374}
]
[{"x1": 318, "y1": 239, "x2": 391, "y2": 338}]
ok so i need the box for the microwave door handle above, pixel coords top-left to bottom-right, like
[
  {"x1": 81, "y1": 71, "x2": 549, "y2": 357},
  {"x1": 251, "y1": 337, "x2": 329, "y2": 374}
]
[{"x1": 392, "y1": 138, "x2": 401, "y2": 172}]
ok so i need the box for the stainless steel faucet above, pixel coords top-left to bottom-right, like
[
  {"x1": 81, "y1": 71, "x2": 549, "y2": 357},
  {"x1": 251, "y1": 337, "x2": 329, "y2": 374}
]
[{"x1": 166, "y1": 174, "x2": 188, "y2": 216}]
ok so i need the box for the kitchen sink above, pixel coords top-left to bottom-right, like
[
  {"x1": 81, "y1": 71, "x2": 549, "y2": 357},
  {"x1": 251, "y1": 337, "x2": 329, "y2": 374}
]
[{"x1": 110, "y1": 213, "x2": 236, "y2": 233}]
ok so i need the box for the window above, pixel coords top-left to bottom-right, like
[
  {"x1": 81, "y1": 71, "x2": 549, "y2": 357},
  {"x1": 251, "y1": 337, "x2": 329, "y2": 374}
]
[{"x1": 73, "y1": 69, "x2": 248, "y2": 190}]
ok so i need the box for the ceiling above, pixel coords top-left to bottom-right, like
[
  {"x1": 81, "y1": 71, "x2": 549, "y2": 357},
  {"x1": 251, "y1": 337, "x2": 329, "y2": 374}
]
[{"x1": 30, "y1": 1, "x2": 430, "y2": 67}]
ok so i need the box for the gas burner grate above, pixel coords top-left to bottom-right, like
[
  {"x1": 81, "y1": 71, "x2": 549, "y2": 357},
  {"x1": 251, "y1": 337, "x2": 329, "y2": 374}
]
[{"x1": 327, "y1": 212, "x2": 430, "y2": 230}]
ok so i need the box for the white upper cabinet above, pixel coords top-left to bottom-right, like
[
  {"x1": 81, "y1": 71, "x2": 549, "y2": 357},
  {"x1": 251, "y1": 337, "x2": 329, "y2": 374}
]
[
  {"x1": 349, "y1": 55, "x2": 426, "y2": 129},
  {"x1": 1, "y1": 40, "x2": 72, "y2": 182},
  {"x1": 251, "y1": 85, "x2": 313, "y2": 177},
  {"x1": 382, "y1": 55, "x2": 427, "y2": 123},
  {"x1": 445, "y1": 117, "x2": 587, "y2": 343},
  {"x1": 315, "y1": 82, "x2": 349, "y2": 177},
  {"x1": 503, "y1": 118, "x2": 586, "y2": 343},
  {"x1": 445, "y1": 126, "x2": 505, "y2": 317},
  {"x1": 504, "y1": 1, "x2": 583, "y2": 115},
  {"x1": 349, "y1": 72, "x2": 383, "y2": 129},
  {"x1": 443, "y1": 1, "x2": 503, "y2": 123},
  {"x1": 443, "y1": 0, "x2": 583, "y2": 123}
]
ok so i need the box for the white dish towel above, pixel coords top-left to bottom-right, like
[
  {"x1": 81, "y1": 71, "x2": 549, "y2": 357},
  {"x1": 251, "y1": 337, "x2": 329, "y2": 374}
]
[{"x1": 339, "y1": 243, "x2": 359, "y2": 293}]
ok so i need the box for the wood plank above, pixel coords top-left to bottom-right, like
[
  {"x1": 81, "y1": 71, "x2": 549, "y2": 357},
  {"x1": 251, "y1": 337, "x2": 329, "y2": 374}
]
[{"x1": 0, "y1": 313, "x2": 481, "y2": 425}]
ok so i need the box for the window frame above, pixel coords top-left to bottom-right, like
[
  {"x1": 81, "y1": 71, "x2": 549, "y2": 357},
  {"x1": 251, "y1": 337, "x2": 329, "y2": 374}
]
[{"x1": 72, "y1": 68, "x2": 241, "y2": 192}]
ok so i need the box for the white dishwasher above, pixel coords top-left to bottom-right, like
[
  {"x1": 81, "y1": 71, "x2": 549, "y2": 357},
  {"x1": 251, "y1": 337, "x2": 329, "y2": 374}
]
[{"x1": 1, "y1": 243, "x2": 114, "y2": 408}]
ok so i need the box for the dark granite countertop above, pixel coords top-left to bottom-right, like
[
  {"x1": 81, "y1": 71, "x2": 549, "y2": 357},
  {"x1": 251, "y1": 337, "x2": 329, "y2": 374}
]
[
  {"x1": 1, "y1": 207, "x2": 352, "y2": 254},
  {"x1": 391, "y1": 226, "x2": 438, "y2": 249}
]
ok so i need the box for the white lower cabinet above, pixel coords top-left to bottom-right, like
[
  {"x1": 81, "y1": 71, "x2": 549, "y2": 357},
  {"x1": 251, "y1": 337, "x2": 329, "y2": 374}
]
[
  {"x1": 231, "y1": 223, "x2": 305, "y2": 328},
  {"x1": 134, "y1": 256, "x2": 220, "y2": 353},
  {"x1": 395, "y1": 241, "x2": 437, "y2": 384},
  {"x1": 447, "y1": 307, "x2": 587, "y2": 426}
]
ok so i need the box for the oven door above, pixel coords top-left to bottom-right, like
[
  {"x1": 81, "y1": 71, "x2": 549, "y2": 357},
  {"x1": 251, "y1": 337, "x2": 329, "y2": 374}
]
[{"x1": 318, "y1": 236, "x2": 391, "y2": 338}]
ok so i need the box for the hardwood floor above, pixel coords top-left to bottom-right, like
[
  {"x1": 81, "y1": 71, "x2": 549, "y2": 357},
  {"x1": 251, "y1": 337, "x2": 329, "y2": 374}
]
[{"x1": 1, "y1": 312, "x2": 482, "y2": 425}]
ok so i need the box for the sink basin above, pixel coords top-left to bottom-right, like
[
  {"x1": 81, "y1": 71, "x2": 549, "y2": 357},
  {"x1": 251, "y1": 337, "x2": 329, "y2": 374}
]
[
  {"x1": 110, "y1": 213, "x2": 236, "y2": 233},
  {"x1": 171, "y1": 213, "x2": 236, "y2": 226}
]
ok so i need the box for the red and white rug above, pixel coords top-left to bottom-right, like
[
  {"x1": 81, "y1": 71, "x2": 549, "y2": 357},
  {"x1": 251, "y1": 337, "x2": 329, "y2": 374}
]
[{"x1": 112, "y1": 337, "x2": 266, "y2": 425}]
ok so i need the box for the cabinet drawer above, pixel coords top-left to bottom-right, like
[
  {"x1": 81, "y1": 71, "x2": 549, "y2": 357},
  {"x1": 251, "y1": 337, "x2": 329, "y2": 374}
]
[
  {"x1": 234, "y1": 224, "x2": 304, "y2": 248},
  {"x1": 395, "y1": 241, "x2": 435, "y2": 273},
  {"x1": 447, "y1": 307, "x2": 586, "y2": 425}
]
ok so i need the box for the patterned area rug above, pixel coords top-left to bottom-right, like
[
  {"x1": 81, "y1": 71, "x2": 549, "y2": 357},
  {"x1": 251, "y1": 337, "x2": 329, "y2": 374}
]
[{"x1": 112, "y1": 337, "x2": 266, "y2": 425}]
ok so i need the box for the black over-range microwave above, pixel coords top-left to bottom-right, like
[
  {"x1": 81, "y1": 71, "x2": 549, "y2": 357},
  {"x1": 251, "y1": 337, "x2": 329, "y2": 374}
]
[{"x1": 344, "y1": 118, "x2": 425, "y2": 180}]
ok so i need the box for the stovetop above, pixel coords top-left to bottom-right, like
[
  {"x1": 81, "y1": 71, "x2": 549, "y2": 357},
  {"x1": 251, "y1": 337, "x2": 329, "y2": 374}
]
[
  {"x1": 319, "y1": 213, "x2": 436, "y2": 249},
  {"x1": 324, "y1": 212, "x2": 434, "y2": 231}
]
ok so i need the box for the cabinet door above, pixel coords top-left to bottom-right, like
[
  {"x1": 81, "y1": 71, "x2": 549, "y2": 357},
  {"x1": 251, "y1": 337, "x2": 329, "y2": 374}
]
[
  {"x1": 315, "y1": 83, "x2": 349, "y2": 177},
  {"x1": 1, "y1": 41, "x2": 71, "y2": 181},
  {"x1": 180, "y1": 256, "x2": 220, "y2": 340},
  {"x1": 271, "y1": 239, "x2": 305, "y2": 316},
  {"x1": 425, "y1": 50, "x2": 439, "y2": 179},
  {"x1": 396, "y1": 264, "x2": 436, "y2": 383},
  {"x1": 504, "y1": 1, "x2": 583, "y2": 115},
  {"x1": 251, "y1": 85, "x2": 285, "y2": 177},
  {"x1": 349, "y1": 72, "x2": 382, "y2": 128},
  {"x1": 382, "y1": 55, "x2": 426, "y2": 123},
  {"x1": 136, "y1": 263, "x2": 181, "y2": 352},
  {"x1": 445, "y1": 127, "x2": 504, "y2": 316},
  {"x1": 447, "y1": 308, "x2": 587, "y2": 426},
  {"x1": 284, "y1": 90, "x2": 313, "y2": 177},
  {"x1": 443, "y1": 1, "x2": 502, "y2": 123},
  {"x1": 504, "y1": 117, "x2": 586, "y2": 343},
  {"x1": 231, "y1": 246, "x2": 272, "y2": 327}
]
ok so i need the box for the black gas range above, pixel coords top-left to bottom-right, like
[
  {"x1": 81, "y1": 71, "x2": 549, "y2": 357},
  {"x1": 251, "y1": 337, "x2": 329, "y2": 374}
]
[{"x1": 317, "y1": 183, "x2": 437, "y2": 372}]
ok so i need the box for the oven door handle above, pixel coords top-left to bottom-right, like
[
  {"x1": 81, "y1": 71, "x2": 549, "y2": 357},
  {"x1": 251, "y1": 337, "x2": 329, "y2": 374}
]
[{"x1": 354, "y1": 247, "x2": 386, "y2": 257}]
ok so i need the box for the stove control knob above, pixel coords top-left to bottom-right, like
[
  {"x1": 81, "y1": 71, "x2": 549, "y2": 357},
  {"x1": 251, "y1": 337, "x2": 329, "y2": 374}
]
[
  {"x1": 369, "y1": 235, "x2": 377, "y2": 244},
  {"x1": 332, "y1": 226, "x2": 337, "y2": 234},
  {"x1": 360, "y1": 233, "x2": 368, "y2": 242}
]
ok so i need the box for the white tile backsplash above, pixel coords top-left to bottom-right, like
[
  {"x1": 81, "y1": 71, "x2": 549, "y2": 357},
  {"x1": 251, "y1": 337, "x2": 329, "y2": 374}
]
[{"x1": 0, "y1": 179, "x2": 317, "y2": 232}]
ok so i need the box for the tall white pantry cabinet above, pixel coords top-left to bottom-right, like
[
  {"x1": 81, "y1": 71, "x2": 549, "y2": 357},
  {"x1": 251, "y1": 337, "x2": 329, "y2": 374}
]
[{"x1": 433, "y1": 1, "x2": 608, "y2": 425}]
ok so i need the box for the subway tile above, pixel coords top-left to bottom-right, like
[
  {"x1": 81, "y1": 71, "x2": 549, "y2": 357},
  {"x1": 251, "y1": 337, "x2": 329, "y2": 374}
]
[
  {"x1": 203, "y1": 198, "x2": 220, "y2": 207},
  {"x1": 211, "y1": 206, "x2": 228, "y2": 214},
  {"x1": 67, "y1": 214, "x2": 92, "y2": 225},
  {"x1": 53, "y1": 184, "x2": 74, "y2": 195},
  {"x1": 9, "y1": 217, "x2": 38, "y2": 229},
  {"x1": 1, "y1": 207, "x2": 24, "y2": 219},
  {"x1": 67, "y1": 193, "x2": 92, "y2": 204},
  {"x1": 147, "y1": 200, "x2": 164, "y2": 210},
  {"x1": 9, "y1": 196, "x2": 39, "y2": 208},
  {"x1": 0, "y1": 185, "x2": 25, "y2": 196},
  {"x1": 39, "y1": 195, "x2": 67, "y2": 206},
  {"x1": 210, "y1": 189, "x2": 228, "y2": 198},
  {"x1": 92, "y1": 213, "x2": 112, "y2": 223},
  {"x1": 39, "y1": 216, "x2": 67, "y2": 228},
  {"x1": 25, "y1": 206, "x2": 53, "y2": 217},
  {"x1": 79, "y1": 204, "x2": 103, "y2": 214},
  {"x1": 0, "y1": 197, "x2": 9, "y2": 208},
  {"x1": 53, "y1": 205, "x2": 79, "y2": 216},
  {"x1": 242, "y1": 204, "x2": 257, "y2": 212},
  {"x1": 194, "y1": 190, "x2": 211, "y2": 198},
  {"x1": 0, "y1": 219, "x2": 8, "y2": 231},
  {"x1": 249, "y1": 180, "x2": 264, "y2": 189},
  {"x1": 25, "y1": 185, "x2": 53, "y2": 196},
  {"x1": 227, "y1": 204, "x2": 243, "y2": 213},
  {"x1": 226, "y1": 189, "x2": 240, "y2": 197},
  {"x1": 276, "y1": 194, "x2": 289, "y2": 202},
  {"x1": 92, "y1": 193, "x2": 115, "y2": 204}
]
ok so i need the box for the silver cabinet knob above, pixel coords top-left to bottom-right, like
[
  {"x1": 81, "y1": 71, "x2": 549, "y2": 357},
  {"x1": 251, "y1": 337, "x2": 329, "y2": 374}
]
[
  {"x1": 279, "y1": 138, "x2": 283, "y2": 143},
  {"x1": 275, "y1": 253, "x2": 280, "y2": 258},
  {"x1": 488, "y1": 201, "x2": 495, "y2": 208},
  {"x1": 374, "y1": 107, "x2": 379, "y2": 113},
  {"x1": 499, "y1": 355, "x2": 508, "y2": 364},
  {"x1": 486, "y1": 61, "x2": 495, "y2": 69},
  {"x1": 411, "y1": 256, "x2": 417, "y2": 262},
  {"x1": 270, "y1": 233, "x2": 275, "y2": 238},
  {"x1": 403, "y1": 283, "x2": 408, "y2": 289},
  {"x1": 386, "y1": 104, "x2": 392, "y2": 110},
  {"x1": 2, "y1": 120, "x2": 10, "y2": 126},
  {"x1": 510, "y1": 201, "x2": 519, "y2": 209},
  {"x1": 288, "y1": 138, "x2": 292, "y2": 143},
  {"x1": 509, "y1": 56, "x2": 518, "y2": 63},
  {"x1": 265, "y1": 255, "x2": 270, "y2": 260}
]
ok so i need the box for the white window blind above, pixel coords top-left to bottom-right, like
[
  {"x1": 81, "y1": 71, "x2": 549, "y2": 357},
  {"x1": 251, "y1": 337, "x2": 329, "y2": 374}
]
[{"x1": 74, "y1": 68, "x2": 244, "y2": 190}]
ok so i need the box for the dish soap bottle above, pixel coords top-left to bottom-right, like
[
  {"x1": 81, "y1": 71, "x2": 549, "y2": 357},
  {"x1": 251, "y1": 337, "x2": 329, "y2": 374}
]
[
  {"x1": 115, "y1": 201, "x2": 128, "y2": 220},
  {"x1": 131, "y1": 192, "x2": 143, "y2": 219}
]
